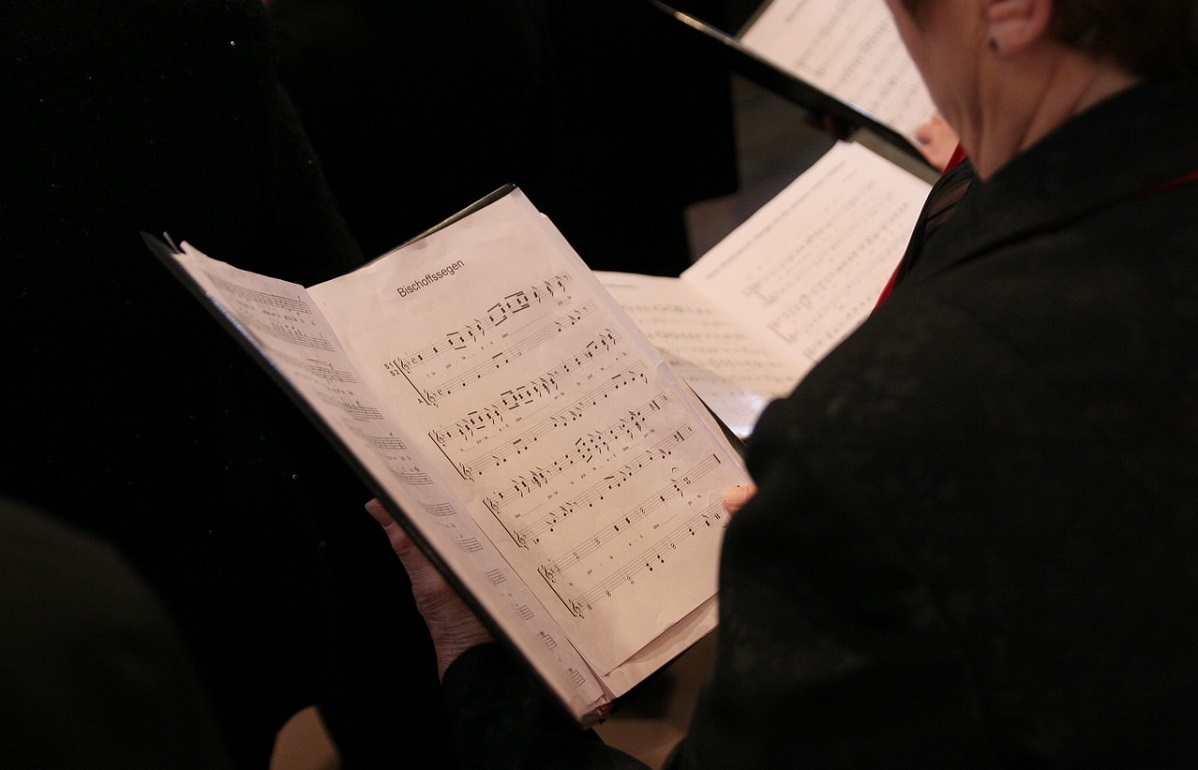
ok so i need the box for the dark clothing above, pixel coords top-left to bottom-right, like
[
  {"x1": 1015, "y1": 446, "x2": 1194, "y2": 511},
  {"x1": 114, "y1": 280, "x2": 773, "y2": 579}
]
[
  {"x1": 1, "y1": 1, "x2": 448, "y2": 766},
  {"x1": 1, "y1": 496, "x2": 234, "y2": 770},
  {"x1": 439, "y1": 74, "x2": 1198, "y2": 768}
]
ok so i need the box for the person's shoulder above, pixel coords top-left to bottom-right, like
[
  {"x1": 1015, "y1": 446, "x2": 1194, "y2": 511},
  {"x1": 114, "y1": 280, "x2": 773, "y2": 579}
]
[
  {"x1": 0, "y1": 495, "x2": 236, "y2": 769},
  {"x1": 0, "y1": 495, "x2": 164, "y2": 626},
  {"x1": 0, "y1": 495, "x2": 120, "y2": 569}
]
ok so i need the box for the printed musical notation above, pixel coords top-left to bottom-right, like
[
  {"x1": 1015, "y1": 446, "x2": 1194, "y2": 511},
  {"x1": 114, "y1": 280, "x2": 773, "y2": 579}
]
[
  {"x1": 439, "y1": 365, "x2": 654, "y2": 480},
  {"x1": 734, "y1": 166, "x2": 920, "y2": 356},
  {"x1": 206, "y1": 274, "x2": 333, "y2": 352},
  {"x1": 350, "y1": 429, "x2": 407, "y2": 452},
  {"x1": 382, "y1": 274, "x2": 583, "y2": 402},
  {"x1": 597, "y1": 143, "x2": 930, "y2": 438},
  {"x1": 410, "y1": 301, "x2": 597, "y2": 405},
  {"x1": 357, "y1": 267, "x2": 737, "y2": 644},
  {"x1": 561, "y1": 500, "x2": 725, "y2": 618},
  {"x1": 425, "y1": 329, "x2": 623, "y2": 446},
  {"x1": 535, "y1": 454, "x2": 726, "y2": 617},
  {"x1": 394, "y1": 273, "x2": 572, "y2": 367},
  {"x1": 537, "y1": 454, "x2": 723, "y2": 578},
  {"x1": 487, "y1": 422, "x2": 693, "y2": 540},
  {"x1": 304, "y1": 358, "x2": 357, "y2": 384}
]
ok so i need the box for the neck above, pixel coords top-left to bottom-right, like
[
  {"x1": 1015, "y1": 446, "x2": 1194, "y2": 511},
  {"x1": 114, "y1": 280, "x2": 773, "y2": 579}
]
[{"x1": 969, "y1": 51, "x2": 1140, "y2": 178}]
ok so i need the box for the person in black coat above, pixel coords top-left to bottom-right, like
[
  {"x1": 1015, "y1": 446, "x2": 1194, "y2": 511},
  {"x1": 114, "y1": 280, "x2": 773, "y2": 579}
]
[
  {"x1": 1, "y1": 1, "x2": 450, "y2": 766},
  {"x1": 366, "y1": 0, "x2": 1198, "y2": 767}
]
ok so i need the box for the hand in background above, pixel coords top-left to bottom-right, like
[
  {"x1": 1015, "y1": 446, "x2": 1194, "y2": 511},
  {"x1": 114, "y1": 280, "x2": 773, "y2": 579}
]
[
  {"x1": 914, "y1": 111, "x2": 960, "y2": 171},
  {"x1": 804, "y1": 111, "x2": 854, "y2": 142},
  {"x1": 365, "y1": 499, "x2": 495, "y2": 680}
]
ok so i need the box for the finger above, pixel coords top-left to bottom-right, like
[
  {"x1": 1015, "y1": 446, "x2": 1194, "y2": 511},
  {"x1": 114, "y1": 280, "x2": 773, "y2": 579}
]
[
  {"x1": 721, "y1": 483, "x2": 757, "y2": 515},
  {"x1": 364, "y1": 498, "x2": 401, "y2": 542},
  {"x1": 364, "y1": 497, "x2": 393, "y2": 527},
  {"x1": 364, "y1": 498, "x2": 423, "y2": 560}
]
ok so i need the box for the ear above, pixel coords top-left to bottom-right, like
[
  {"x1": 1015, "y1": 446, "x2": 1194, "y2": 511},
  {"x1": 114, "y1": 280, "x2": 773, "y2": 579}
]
[{"x1": 986, "y1": 0, "x2": 1053, "y2": 56}]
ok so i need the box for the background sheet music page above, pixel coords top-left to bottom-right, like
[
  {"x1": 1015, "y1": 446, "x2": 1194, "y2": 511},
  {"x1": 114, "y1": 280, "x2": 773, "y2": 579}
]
[
  {"x1": 596, "y1": 272, "x2": 783, "y2": 439},
  {"x1": 740, "y1": 0, "x2": 937, "y2": 142},
  {"x1": 307, "y1": 190, "x2": 748, "y2": 678},
  {"x1": 599, "y1": 141, "x2": 930, "y2": 439}
]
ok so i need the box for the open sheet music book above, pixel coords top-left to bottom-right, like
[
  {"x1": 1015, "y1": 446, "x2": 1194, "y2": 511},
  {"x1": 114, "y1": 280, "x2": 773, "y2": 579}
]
[
  {"x1": 650, "y1": 0, "x2": 936, "y2": 159},
  {"x1": 597, "y1": 141, "x2": 931, "y2": 439},
  {"x1": 148, "y1": 187, "x2": 750, "y2": 726}
]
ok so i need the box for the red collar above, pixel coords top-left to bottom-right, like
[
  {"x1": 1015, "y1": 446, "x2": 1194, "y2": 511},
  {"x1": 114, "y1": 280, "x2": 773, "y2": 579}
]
[{"x1": 943, "y1": 142, "x2": 969, "y2": 173}]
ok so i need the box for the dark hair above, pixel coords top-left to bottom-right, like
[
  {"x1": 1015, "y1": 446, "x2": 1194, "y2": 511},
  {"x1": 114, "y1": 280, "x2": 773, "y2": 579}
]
[
  {"x1": 1053, "y1": 0, "x2": 1198, "y2": 76},
  {"x1": 899, "y1": 0, "x2": 1198, "y2": 76}
]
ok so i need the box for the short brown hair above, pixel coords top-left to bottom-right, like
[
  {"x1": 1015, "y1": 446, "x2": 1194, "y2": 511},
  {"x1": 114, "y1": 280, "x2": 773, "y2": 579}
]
[
  {"x1": 899, "y1": 0, "x2": 1198, "y2": 76},
  {"x1": 1053, "y1": 0, "x2": 1198, "y2": 76}
]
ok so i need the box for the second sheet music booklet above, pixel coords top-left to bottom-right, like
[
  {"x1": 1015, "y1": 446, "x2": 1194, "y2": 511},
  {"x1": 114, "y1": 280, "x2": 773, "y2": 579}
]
[{"x1": 147, "y1": 139, "x2": 932, "y2": 725}]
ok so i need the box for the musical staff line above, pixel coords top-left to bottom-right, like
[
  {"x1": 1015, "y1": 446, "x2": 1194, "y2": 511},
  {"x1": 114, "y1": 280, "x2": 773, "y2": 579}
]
[
  {"x1": 418, "y1": 301, "x2": 598, "y2": 404},
  {"x1": 354, "y1": 431, "x2": 407, "y2": 451},
  {"x1": 419, "y1": 501, "x2": 457, "y2": 518},
  {"x1": 389, "y1": 467, "x2": 433, "y2": 486},
  {"x1": 209, "y1": 275, "x2": 336, "y2": 351},
  {"x1": 551, "y1": 497, "x2": 726, "y2": 618},
  {"x1": 211, "y1": 275, "x2": 312, "y2": 313},
  {"x1": 305, "y1": 358, "x2": 357, "y2": 383},
  {"x1": 447, "y1": 363, "x2": 650, "y2": 480},
  {"x1": 428, "y1": 329, "x2": 621, "y2": 448},
  {"x1": 258, "y1": 321, "x2": 334, "y2": 351},
  {"x1": 537, "y1": 453, "x2": 724, "y2": 595},
  {"x1": 493, "y1": 422, "x2": 694, "y2": 547},
  {"x1": 314, "y1": 392, "x2": 382, "y2": 422},
  {"x1": 387, "y1": 273, "x2": 573, "y2": 375}
]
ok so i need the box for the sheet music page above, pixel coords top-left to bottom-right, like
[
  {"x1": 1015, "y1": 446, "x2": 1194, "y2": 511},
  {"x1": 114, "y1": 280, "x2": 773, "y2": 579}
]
[
  {"x1": 684, "y1": 141, "x2": 928, "y2": 378},
  {"x1": 307, "y1": 190, "x2": 748, "y2": 678},
  {"x1": 740, "y1": 0, "x2": 936, "y2": 141},
  {"x1": 169, "y1": 243, "x2": 614, "y2": 718},
  {"x1": 595, "y1": 272, "x2": 787, "y2": 439},
  {"x1": 603, "y1": 142, "x2": 929, "y2": 438}
]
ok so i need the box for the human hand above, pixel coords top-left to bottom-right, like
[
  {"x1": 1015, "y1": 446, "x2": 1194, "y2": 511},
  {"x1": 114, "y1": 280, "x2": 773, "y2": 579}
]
[
  {"x1": 804, "y1": 111, "x2": 854, "y2": 142},
  {"x1": 720, "y1": 483, "x2": 757, "y2": 515},
  {"x1": 365, "y1": 498, "x2": 495, "y2": 680},
  {"x1": 914, "y1": 112, "x2": 959, "y2": 171}
]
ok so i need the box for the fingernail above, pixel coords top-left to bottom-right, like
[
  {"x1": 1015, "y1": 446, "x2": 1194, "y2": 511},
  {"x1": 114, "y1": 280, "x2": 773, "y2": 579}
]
[{"x1": 722, "y1": 485, "x2": 750, "y2": 510}]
